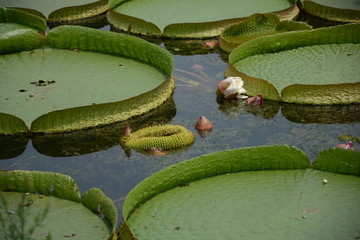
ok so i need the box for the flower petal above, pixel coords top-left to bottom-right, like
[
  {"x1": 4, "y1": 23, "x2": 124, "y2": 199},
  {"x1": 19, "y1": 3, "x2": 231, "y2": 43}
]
[{"x1": 218, "y1": 77, "x2": 246, "y2": 99}]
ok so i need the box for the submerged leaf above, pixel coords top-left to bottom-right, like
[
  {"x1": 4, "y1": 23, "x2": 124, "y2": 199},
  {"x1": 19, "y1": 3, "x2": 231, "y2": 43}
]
[{"x1": 338, "y1": 135, "x2": 360, "y2": 143}]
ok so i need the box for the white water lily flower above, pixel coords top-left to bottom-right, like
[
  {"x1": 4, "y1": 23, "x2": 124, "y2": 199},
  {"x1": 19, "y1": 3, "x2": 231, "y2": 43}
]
[{"x1": 218, "y1": 77, "x2": 247, "y2": 99}]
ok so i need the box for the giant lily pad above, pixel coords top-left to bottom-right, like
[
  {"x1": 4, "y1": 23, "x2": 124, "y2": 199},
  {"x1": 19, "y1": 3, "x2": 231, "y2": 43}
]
[
  {"x1": 0, "y1": 24, "x2": 174, "y2": 134},
  {"x1": 0, "y1": 7, "x2": 46, "y2": 33},
  {"x1": 0, "y1": 0, "x2": 109, "y2": 22},
  {"x1": 226, "y1": 23, "x2": 360, "y2": 105},
  {"x1": 0, "y1": 97, "x2": 176, "y2": 159},
  {"x1": 219, "y1": 13, "x2": 312, "y2": 53},
  {"x1": 0, "y1": 170, "x2": 118, "y2": 239},
  {"x1": 107, "y1": 0, "x2": 299, "y2": 38},
  {"x1": 119, "y1": 145, "x2": 360, "y2": 240},
  {"x1": 299, "y1": 0, "x2": 360, "y2": 23}
]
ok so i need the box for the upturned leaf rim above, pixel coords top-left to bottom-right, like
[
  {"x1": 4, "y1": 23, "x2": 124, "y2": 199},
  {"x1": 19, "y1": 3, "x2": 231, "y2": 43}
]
[{"x1": 226, "y1": 23, "x2": 360, "y2": 105}]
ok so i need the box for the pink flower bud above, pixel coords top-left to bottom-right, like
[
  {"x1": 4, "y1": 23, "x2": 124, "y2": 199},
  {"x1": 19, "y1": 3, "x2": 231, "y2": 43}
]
[
  {"x1": 336, "y1": 141, "x2": 355, "y2": 150},
  {"x1": 195, "y1": 116, "x2": 213, "y2": 131}
]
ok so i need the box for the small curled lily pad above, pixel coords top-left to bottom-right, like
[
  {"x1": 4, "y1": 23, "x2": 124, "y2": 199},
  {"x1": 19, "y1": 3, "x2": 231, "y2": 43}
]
[
  {"x1": 226, "y1": 23, "x2": 360, "y2": 105},
  {"x1": 300, "y1": 0, "x2": 360, "y2": 23},
  {"x1": 119, "y1": 145, "x2": 360, "y2": 240},
  {"x1": 219, "y1": 13, "x2": 312, "y2": 52},
  {"x1": 120, "y1": 124, "x2": 195, "y2": 151},
  {"x1": 0, "y1": 0, "x2": 109, "y2": 22},
  {"x1": 0, "y1": 25, "x2": 175, "y2": 135},
  {"x1": 107, "y1": 0, "x2": 299, "y2": 38},
  {"x1": 0, "y1": 170, "x2": 118, "y2": 240}
]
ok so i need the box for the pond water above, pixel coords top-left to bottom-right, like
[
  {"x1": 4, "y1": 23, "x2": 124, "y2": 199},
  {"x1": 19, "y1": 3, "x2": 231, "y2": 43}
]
[{"x1": 0, "y1": 13, "x2": 359, "y2": 225}]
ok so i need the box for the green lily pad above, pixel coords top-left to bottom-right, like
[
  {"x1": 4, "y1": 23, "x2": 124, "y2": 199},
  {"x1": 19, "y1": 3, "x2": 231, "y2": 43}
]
[
  {"x1": 121, "y1": 124, "x2": 195, "y2": 151},
  {"x1": 227, "y1": 23, "x2": 360, "y2": 104},
  {"x1": 219, "y1": 13, "x2": 312, "y2": 53},
  {"x1": 0, "y1": 25, "x2": 174, "y2": 134},
  {"x1": 0, "y1": 0, "x2": 109, "y2": 22},
  {"x1": 107, "y1": 0, "x2": 299, "y2": 38},
  {"x1": 0, "y1": 170, "x2": 118, "y2": 240},
  {"x1": 119, "y1": 145, "x2": 360, "y2": 240},
  {"x1": 0, "y1": 97, "x2": 176, "y2": 159},
  {"x1": 300, "y1": 0, "x2": 360, "y2": 23},
  {"x1": 312, "y1": 147, "x2": 360, "y2": 175},
  {"x1": 0, "y1": 7, "x2": 46, "y2": 33}
]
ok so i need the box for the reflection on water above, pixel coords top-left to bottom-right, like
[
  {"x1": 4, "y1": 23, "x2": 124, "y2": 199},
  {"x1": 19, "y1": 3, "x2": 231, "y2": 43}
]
[
  {"x1": 0, "y1": 97, "x2": 176, "y2": 159},
  {"x1": 281, "y1": 103, "x2": 360, "y2": 124},
  {"x1": 217, "y1": 98, "x2": 280, "y2": 119},
  {"x1": 217, "y1": 98, "x2": 360, "y2": 124},
  {"x1": 33, "y1": 97, "x2": 176, "y2": 157},
  {"x1": 0, "y1": 135, "x2": 28, "y2": 159},
  {"x1": 1, "y1": 14, "x2": 359, "y2": 225}
]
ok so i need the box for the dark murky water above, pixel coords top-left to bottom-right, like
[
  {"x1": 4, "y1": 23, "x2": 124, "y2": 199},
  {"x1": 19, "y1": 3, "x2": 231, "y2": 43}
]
[{"x1": 1, "y1": 13, "x2": 359, "y2": 224}]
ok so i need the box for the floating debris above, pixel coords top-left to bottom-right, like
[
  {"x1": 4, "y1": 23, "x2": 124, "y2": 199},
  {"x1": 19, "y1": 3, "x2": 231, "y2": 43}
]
[{"x1": 31, "y1": 80, "x2": 56, "y2": 87}]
